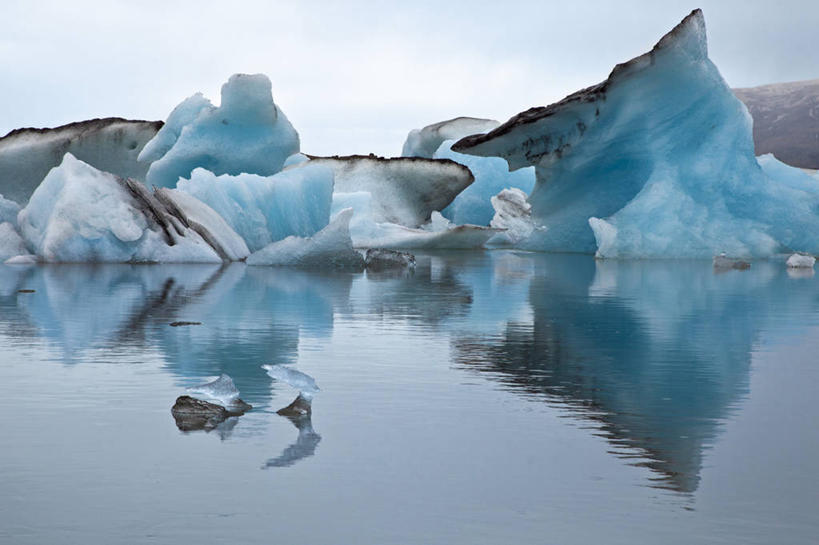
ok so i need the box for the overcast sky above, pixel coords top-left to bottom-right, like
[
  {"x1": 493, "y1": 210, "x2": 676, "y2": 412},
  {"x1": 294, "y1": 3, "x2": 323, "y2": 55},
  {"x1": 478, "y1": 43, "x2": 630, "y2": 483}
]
[{"x1": 2, "y1": 0, "x2": 817, "y2": 156}]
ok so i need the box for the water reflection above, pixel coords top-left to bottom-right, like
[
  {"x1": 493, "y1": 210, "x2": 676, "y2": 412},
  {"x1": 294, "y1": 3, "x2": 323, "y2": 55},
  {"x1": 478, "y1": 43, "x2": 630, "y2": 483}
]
[
  {"x1": 1, "y1": 254, "x2": 816, "y2": 491},
  {"x1": 263, "y1": 415, "x2": 322, "y2": 469}
]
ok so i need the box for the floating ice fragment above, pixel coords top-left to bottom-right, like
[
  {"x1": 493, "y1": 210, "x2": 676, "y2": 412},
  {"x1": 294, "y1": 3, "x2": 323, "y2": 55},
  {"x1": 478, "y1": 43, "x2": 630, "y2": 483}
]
[
  {"x1": 262, "y1": 364, "x2": 320, "y2": 400},
  {"x1": 786, "y1": 253, "x2": 815, "y2": 269},
  {"x1": 186, "y1": 374, "x2": 243, "y2": 408},
  {"x1": 489, "y1": 188, "x2": 539, "y2": 246},
  {"x1": 713, "y1": 254, "x2": 751, "y2": 270}
]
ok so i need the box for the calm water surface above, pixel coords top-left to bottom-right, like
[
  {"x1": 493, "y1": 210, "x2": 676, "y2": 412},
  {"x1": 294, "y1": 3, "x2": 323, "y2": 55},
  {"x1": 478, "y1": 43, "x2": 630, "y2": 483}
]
[{"x1": 0, "y1": 252, "x2": 817, "y2": 544}]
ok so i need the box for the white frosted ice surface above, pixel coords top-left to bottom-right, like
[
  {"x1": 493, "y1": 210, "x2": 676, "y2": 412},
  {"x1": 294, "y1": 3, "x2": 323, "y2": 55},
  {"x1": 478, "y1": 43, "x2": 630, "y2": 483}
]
[
  {"x1": 786, "y1": 253, "x2": 815, "y2": 268},
  {"x1": 142, "y1": 74, "x2": 300, "y2": 188},
  {"x1": 488, "y1": 188, "x2": 538, "y2": 246},
  {"x1": 177, "y1": 164, "x2": 334, "y2": 252},
  {"x1": 452, "y1": 10, "x2": 819, "y2": 258},
  {"x1": 262, "y1": 364, "x2": 320, "y2": 399},
  {"x1": 17, "y1": 154, "x2": 224, "y2": 263},
  {"x1": 246, "y1": 208, "x2": 364, "y2": 269},
  {"x1": 186, "y1": 374, "x2": 242, "y2": 407}
]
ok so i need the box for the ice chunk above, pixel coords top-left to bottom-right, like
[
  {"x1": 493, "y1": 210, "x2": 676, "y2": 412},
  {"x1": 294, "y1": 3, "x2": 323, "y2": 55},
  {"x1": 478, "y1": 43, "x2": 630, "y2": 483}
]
[
  {"x1": 0, "y1": 118, "x2": 161, "y2": 204},
  {"x1": 312, "y1": 155, "x2": 473, "y2": 228},
  {"x1": 488, "y1": 188, "x2": 539, "y2": 246},
  {"x1": 17, "y1": 154, "x2": 227, "y2": 263},
  {"x1": 143, "y1": 74, "x2": 300, "y2": 188},
  {"x1": 4, "y1": 254, "x2": 37, "y2": 265},
  {"x1": 262, "y1": 364, "x2": 320, "y2": 400},
  {"x1": 712, "y1": 254, "x2": 751, "y2": 270},
  {"x1": 0, "y1": 194, "x2": 20, "y2": 226},
  {"x1": 435, "y1": 140, "x2": 535, "y2": 226},
  {"x1": 453, "y1": 10, "x2": 819, "y2": 258},
  {"x1": 0, "y1": 222, "x2": 29, "y2": 261},
  {"x1": 186, "y1": 374, "x2": 243, "y2": 408},
  {"x1": 246, "y1": 208, "x2": 365, "y2": 269},
  {"x1": 177, "y1": 163, "x2": 334, "y2": 252},
  {"x1": 786, "y1": 253, "x2": 815, "y2": 268},
  {"x1": 402, "y1": 116, "x2": 500, "y2": 158}
]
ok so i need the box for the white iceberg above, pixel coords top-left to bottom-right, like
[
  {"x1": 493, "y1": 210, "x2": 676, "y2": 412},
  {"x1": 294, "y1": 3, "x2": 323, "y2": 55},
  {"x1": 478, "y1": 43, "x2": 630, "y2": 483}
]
[
  {"x1": 312, "y1": 155, "x2": 473, "y2": 228},
  {"x1": 786, "y1": 253, "x2": 815, "y2": 269},
  {"x1": 488, "y1": 188, "x2": 539, "y2": 246},
  {"x1": 263, "y1": 363, "x2": 320, "y2": 410},
  {"x1": 0, "y1": 194, "x2": 20, "y2": 226},
  {"x1": 246, "y1": 208, "x2": 365, "y2": 269},
  {"x1": 142, "y1": 74, "x2": 300, "y2": 188},
  {"x1": 0, "y1": 118, "x2": 161, "y2": 204},
  {"x1": 452, "y1": 9, "x2": 819, "y2": 258},
  {"x1": 177, "y1": 163, "x2": 334, "y2": 253},
  {"x1": 17, "y1": 154, "x2": 231, "y2": 263}
]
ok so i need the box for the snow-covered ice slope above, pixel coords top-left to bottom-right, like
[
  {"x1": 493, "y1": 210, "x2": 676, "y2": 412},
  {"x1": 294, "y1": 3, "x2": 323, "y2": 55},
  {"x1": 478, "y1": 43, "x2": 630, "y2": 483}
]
[
  {"x1": 0, "y1": 118, "x2": 161, "y2": 204},
  {"x1": 402, "y1": 117, "x2": 500, "y2": 158},
  {"x1": 142, "y1": 74, "x2": 299, "y2": 188},
  {"x1": 177, "y1": 164, "x2": 334, "y2": 253},
  {"x1": 310, "y1": 155, "x2": 473, "y2": 228},
  {"x1": 452, "y1": 9, "x2": 819, "y2": 258},
  {"x1": 17, "y1": 154, "x2": 238, "y2": 263},
  {"x1": 247, "y1": 208, "x2": 364, "y2": 269}
]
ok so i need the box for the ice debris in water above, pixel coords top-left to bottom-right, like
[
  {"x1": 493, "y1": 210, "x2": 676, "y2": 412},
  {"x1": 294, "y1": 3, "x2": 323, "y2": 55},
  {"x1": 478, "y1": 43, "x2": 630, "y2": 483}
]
[
  {"x1": 713, "y1": 253, "x2": 751, "y2": 270},
  {"x1": 141, "y1": 73, "x2": 300, "y2": 189},
  {"x1": 262, "y1": 364, "x2": 320, "y2": 400},
  {"x1": 177, "y1": 163, "x2": 334, "y2": 253},
  {"x1": 246, "y1": 208, "x2": 364, "y2": 269},
  {"x1": 786, "y1": 253, "x2": 815, "y2": 269},
  {"x1": 186, "y1": 374, "x2": 242, "y2": 408},
  {"x1": 364, "y1": 248, "x2": 416, "y2": 272},
  {"x1": 452, "y1": 9, "x2": 819, "y2": 258}
]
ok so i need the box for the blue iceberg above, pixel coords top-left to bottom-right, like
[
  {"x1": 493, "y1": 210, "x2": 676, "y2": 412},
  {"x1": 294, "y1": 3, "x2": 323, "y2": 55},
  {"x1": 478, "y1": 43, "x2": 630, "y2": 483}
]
[{"x1": 452, "y1": 9, "x2": 819, "y2": 258}]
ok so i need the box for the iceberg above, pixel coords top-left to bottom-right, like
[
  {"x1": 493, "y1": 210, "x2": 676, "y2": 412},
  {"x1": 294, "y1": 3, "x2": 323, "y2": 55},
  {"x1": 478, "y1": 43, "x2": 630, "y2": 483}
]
[
  {"x1": 0, "y1": 194, "x2": 20, "y2": 226},
  {"x1": 17, "y1": 154, "x2": 238, "y2": 263},
  {"x1": 263, "y1": 364, "x2": 320, "y2": 416},
  {"x1": 177, "y1": 163, "x2": 334, "y2": 253},
  {"x1": 186, "y1": 373, "x2": 246, "y2": 409},
  {"x1": 142, "y1": 74, "x2": 300, "y2": 188},
  {"x1": 311, "y1": 155, "x2": 473, "y2": 228},
  {"x1": 246, "y1": 208, "x2": 365, "y2": 270},
  {"x1": 452, "y1": 9, "x2": 819, "y2": 258},
  {"x1": 786, "y1": 253, "x2": 815, "y2": 269},
  {"x1": 0, "y1": 118, "x2": 161, "y2": 204},
  {"x1": 402, "y1": 117, "x2": 500, "y2": 158}
]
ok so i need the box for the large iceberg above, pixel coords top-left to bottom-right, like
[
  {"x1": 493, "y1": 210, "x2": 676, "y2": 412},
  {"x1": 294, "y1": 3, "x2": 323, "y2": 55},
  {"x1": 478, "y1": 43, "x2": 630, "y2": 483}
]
[
  {"x1": 452, "y1": 9, "x2": 819, "y2": 258},
  {"x1": 141, "y1": 74, "x2": 300, "y2": 188},
  {"x1": 0, "y1": 118, "x2": 161, "y2": 204},
  {"x1": 17, "y1": 154, "x2": 244, "y2": 263},
  {"x1": 177, "y1": 163, "x2": 334, "y2": 253},
  {"x1": 310, "y1": 155, "x2": 473, "y2": 228}
]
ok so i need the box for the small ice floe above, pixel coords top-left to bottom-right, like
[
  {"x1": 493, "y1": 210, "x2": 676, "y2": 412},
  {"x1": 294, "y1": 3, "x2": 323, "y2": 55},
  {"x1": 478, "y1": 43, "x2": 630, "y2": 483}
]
[
  {"x1": 173, "y1": 374, "x2": 251, "y2": 432},
  {"x1": 262, "y1": 364, "x2": 320, "y2": 417},
  {"x1": 786, "y1": 253, "x2": 815, "y2": 269},
  {"x1": 713, "y1": 253, "x2": 750, "y2": 271}
]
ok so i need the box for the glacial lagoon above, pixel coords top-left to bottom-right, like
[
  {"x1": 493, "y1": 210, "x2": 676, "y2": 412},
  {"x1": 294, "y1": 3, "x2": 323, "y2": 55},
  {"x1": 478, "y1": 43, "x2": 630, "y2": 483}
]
[{"x1": 1, "y1": 251, "x2": 818, "y2": 544}]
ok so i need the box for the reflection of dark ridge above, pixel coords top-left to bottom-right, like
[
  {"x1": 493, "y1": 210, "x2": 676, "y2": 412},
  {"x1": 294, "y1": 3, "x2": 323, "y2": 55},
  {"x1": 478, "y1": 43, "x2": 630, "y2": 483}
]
[{"x1": 451, "y1": 257, "x2": 754, "y2": 495}]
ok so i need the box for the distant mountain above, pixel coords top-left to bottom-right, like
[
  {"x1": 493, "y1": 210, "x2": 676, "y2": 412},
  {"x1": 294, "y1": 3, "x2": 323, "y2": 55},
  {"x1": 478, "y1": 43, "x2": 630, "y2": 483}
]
[{"x1": 734, "y1": 79, "x2": 819, "y2": 169}]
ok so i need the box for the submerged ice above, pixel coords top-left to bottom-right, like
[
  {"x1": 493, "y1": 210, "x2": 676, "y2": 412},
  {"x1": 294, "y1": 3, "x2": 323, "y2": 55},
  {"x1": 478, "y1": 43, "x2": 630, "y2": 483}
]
[{"x1": 452, "y1": 9, "x2": 819, "y2": 258}]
